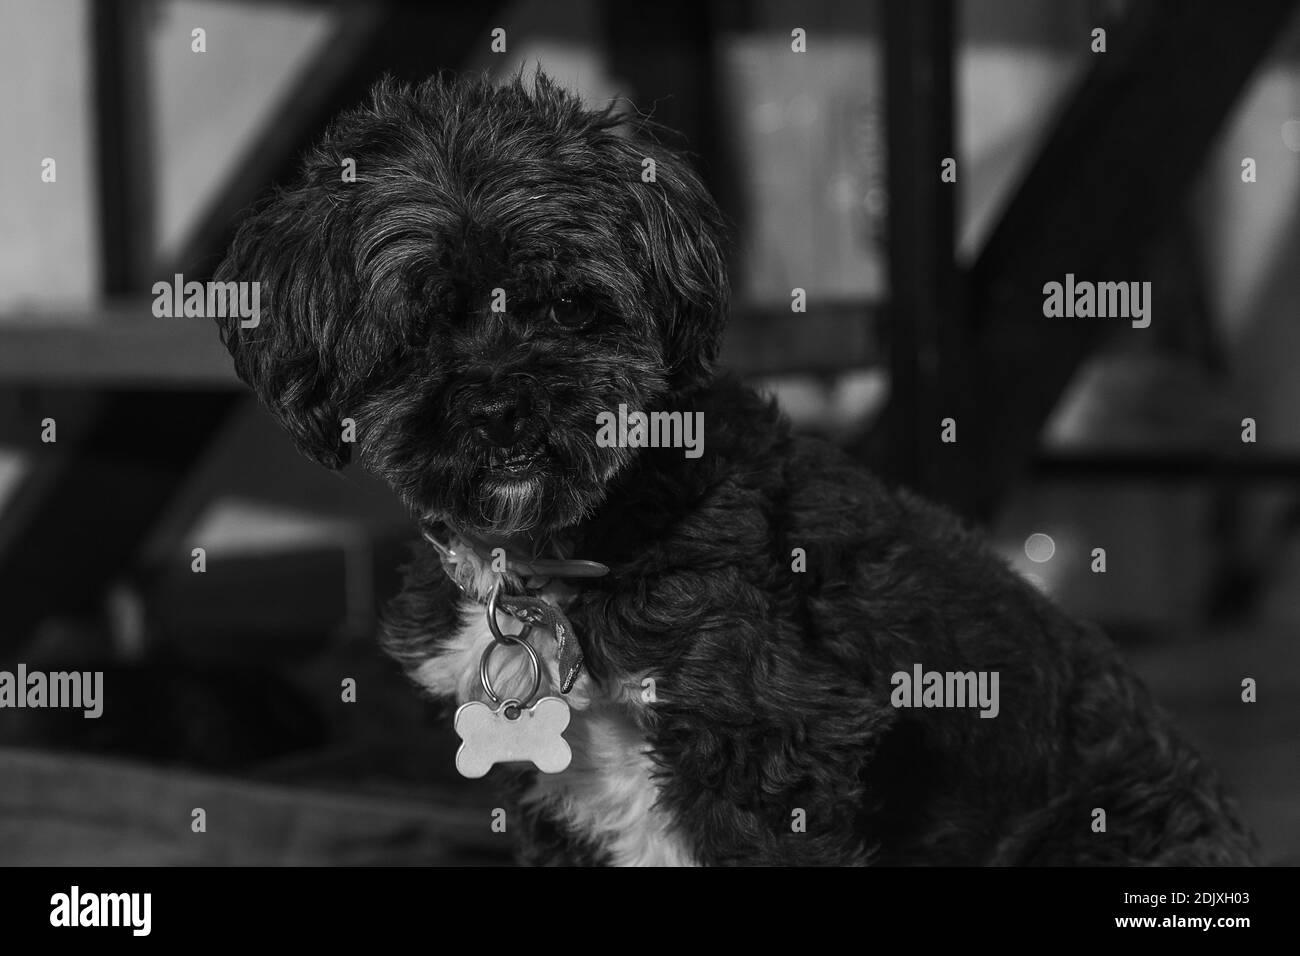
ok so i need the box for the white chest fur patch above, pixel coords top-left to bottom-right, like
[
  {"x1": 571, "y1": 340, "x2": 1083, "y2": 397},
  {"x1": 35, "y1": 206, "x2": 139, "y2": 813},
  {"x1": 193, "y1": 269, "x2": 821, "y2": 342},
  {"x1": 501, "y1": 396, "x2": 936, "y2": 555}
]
[
  {"x1": 410, "y1": 547, "x2": 697, "y2": 866},
  {"x1": 518, "y1": 698, "x2": 697, "y2": 866}
]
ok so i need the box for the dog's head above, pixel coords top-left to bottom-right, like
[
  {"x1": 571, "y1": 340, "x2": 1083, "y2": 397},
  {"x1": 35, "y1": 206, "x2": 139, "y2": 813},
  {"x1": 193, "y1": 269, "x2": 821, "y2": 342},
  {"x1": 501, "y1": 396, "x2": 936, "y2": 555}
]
[{"x1": 215, "y1": 71, "x2": 728, "y2": 537}]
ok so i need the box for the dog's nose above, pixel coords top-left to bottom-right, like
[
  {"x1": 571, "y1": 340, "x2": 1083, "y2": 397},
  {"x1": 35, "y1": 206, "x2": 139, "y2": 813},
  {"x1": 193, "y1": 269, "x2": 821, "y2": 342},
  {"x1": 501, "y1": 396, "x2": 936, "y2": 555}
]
[{"x1": 468, "y1": 389, "x2": 534, "y2": 447}]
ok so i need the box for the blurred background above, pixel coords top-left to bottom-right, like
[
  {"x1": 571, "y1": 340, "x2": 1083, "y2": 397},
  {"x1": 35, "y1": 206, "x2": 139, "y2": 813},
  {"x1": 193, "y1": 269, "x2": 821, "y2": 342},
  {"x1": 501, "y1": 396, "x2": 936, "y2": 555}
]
[{"x1": 0, "y1": 0, "x2": 1297, "y2": 865}]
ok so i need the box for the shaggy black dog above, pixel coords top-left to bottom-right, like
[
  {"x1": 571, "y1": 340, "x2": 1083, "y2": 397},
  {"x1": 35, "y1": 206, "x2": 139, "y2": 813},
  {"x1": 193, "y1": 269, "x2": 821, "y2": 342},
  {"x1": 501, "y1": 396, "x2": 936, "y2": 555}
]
[{"x1": 215, "y1": 71, "x2": 1255, "y2": 866}]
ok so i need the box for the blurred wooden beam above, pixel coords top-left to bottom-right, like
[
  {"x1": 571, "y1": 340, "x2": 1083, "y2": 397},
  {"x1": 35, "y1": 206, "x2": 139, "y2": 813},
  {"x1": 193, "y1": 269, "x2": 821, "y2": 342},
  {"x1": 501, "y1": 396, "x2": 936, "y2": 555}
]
[
  {"x1": 0, "y1": 0, "x2": 507, "y2": 651},
  {"x1": 881, "y1": 0, "x2": 962, "y2": 499},
  {"x1": 1032, "y1": 451, "x2": 1300, "y2": 482},
  {"x1": 170, "y1": 0, "x2": 506, "y2": 280},
  {"x1": 0, "y1": 392, "x2": 238, "y2": 648},
  {"x1": 722, "y1": 303, "x2": 884, "y2": 376},
  {"x1": 92, "y1": 0, "x2": 155, "y2": 294},
  {"x1": 601, "y1": 0, "x2": 740, "y2": 225},
  {"x1": 859, "y1": 0, "x2": 1299, "y2": 519},
  {"x1": 960, "y1": 0, "x2": 1297, "y2": 519},
  {"x1": 0, "y1": 307, "x2": 237, "y2": 391}
]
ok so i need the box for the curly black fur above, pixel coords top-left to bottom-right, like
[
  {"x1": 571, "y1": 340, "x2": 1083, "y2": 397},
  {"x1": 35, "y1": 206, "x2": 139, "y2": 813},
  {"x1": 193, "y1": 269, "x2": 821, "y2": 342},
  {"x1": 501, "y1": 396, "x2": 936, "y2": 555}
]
[
  {"x1": 215, "y1": 70, "x2": 1256, "y2": 866},
  {"x1": 216, "y1": 71, "x2": 725, "y2": 536}
]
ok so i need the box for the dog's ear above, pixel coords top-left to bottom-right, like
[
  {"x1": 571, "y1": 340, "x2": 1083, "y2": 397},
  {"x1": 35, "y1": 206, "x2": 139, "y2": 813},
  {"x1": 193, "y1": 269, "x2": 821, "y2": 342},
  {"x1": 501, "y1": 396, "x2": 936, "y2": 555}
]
[
  {"x1": 606, "y1": 131, "x2": 730, "y2": 390},
  {"x1": 214, "y1": 180, "x2": 355, "y2": 470}
]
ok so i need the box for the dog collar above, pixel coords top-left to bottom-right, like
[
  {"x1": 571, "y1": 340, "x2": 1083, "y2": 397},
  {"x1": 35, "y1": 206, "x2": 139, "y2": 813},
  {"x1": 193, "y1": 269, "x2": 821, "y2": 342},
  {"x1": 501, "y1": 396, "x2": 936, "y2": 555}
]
[
  {"x1": 420, "y1": 524, "x2": 607, "y2": 694},
  {"x1": 427, "y1": 526, "x2": 609, "y2": 588}
]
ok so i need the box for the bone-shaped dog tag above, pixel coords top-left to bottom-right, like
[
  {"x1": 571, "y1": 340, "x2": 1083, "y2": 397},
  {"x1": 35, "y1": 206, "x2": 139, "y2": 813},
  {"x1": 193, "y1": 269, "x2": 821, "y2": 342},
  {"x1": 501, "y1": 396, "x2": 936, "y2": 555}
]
[{"x1": 453, "y1": 697, "x2": 572, "y2": 779}]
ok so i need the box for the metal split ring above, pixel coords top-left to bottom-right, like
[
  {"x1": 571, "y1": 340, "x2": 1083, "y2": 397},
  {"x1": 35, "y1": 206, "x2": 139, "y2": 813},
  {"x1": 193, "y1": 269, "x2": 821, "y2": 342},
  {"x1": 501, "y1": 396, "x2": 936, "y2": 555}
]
[
  {"x1": 478, "y1": 636, "x2": 542, "y2": 707},
  {"x1": 486, "y1": 583, "x2": 533, "y2": 645},
  {"x1": 479, "y1": 584, "x2": 541, "y2": 705}
]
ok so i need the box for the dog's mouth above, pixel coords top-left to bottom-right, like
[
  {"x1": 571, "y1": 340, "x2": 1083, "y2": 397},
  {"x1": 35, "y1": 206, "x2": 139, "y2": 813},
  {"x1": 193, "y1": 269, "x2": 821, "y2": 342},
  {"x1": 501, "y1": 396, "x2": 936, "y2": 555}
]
[{"x1": 486, "y1": 440, "x2": 547, "y2": 476}]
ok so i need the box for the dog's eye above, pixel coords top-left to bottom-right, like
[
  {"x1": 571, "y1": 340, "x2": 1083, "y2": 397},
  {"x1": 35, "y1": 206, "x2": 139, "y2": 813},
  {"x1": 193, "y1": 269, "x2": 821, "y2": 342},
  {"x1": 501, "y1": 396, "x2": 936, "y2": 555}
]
[{"x1": 547, "y1": 297, "x2": 595, "y2": 330}]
